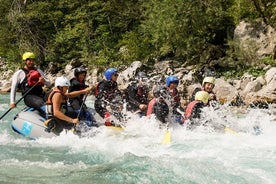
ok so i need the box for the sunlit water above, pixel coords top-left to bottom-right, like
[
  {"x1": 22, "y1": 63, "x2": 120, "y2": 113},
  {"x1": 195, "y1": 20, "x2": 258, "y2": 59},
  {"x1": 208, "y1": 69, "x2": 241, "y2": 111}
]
[{"x1": 0, "y1": 93, "x2": 276, "y2": 184}]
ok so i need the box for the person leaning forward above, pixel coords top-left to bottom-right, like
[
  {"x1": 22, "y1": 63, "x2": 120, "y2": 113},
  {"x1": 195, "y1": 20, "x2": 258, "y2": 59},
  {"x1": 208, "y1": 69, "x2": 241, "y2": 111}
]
[{"x1": 44, "y1": 76, "x2": 93, "y2": 135}]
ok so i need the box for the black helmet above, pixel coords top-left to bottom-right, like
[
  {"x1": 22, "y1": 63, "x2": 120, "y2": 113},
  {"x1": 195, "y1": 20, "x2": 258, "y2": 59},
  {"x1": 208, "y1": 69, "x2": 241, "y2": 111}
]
[
  {"x1": 74, "y1": 66, "x2": 87, "y2": 77},
  {"x1": 153, "y1": 85, "x2": 167, "y2": 98},
  {"x1": 136, "y1": 71, "x2": 147, "y2": 78},
  {"x1": 135, "y1": 72, "x2": 148, "y2": 82}
]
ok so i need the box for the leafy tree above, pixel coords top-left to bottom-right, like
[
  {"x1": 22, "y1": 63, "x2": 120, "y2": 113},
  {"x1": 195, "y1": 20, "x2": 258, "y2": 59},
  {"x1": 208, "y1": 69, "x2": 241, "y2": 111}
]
[{"x1": 121, "y1": 0, "x2": 235, "y2": 65}]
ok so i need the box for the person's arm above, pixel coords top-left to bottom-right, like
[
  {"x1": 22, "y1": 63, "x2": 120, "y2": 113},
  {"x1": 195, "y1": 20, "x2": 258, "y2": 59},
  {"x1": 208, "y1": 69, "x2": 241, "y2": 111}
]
[
  {"x1": 37, "y1": 69, "x2": 51, "y2": 87},
  {"x1": 52, "y1": 93, "x2": 79, "y2": 124},
  {"x1": 10, "y1": 70, "x2": 25, "y2": 108},
  {"x1": 65, "y1": 86, "x2": 93, "y2": 98}
]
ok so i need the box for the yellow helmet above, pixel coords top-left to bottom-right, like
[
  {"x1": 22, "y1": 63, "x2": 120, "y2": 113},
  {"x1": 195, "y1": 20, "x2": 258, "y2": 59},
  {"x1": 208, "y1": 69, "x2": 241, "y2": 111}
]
[
  {"x1": 22, "y1": 52, "x2": 35, "y2": 61},
  {"x1": 195, "y1": 91, "x2": 210, "y2": 104},
  {"x1": 202, "y1": 77, "x2": 215, "y2": 86}
]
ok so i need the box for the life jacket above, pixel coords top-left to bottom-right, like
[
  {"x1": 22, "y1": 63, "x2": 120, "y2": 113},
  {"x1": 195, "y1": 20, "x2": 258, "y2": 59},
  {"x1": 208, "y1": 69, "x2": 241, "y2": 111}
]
[
  {"x1": 68, "y1": 78, "x2": 88, "y2": 109},
  {"x1": 94, "y1": 80, "x2": 104, "y2": 97},
  {"x1": 46, "y1": 90, "x2": 67, "y2": 119},
  {"x1": 22, "y1": 68, "x2": 43, "y2": 86},
  {"x1": 20, "y1": 68, "x2": 43, "y2": 95},
  {"x1": 146, "y1": 98, "x2": 158, "y2": 116},
  {"x1": 182, "y1": 100, "x2": 200, "y2": 123}
]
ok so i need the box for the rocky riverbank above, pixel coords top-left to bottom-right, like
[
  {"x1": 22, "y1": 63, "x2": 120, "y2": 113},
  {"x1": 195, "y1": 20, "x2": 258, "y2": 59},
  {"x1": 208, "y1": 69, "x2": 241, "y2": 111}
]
[{"x1": 0, "y1": 60, "x2": 275, "y2": 108}]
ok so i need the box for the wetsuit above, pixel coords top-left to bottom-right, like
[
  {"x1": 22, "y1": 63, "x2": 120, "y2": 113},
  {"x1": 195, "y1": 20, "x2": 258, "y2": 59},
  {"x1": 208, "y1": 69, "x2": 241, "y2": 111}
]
[
  {"x1": 147, "y1": 97, "x2": 169, "y2": 124},
  {"x1": 68, "y1": 78, "x2": 97, "y2": 127},
  {"x1": 94, "y1": 80, "x2": 122, "y2": 121},
  {"x1": 124, "y1": 81, "x2": 149, "y2": 116}
]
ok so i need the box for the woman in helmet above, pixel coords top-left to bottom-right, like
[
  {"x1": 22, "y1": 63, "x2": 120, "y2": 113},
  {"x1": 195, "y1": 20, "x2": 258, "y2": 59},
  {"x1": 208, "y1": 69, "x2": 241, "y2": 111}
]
[
  {"x1": 181, "y1": 91, "x2": 210, "y2": 126},
  {"x1": 68, "y1": 67, "x2": 98, "y2": 127},
  {"x1": 190, "y1": 76, "x2": 216, "y2": 102},
  {"x1": 10, "y1": 52, "x2": 51, "y2": 117},
  {"x1": 147, "y1": 85, "x2": 169, "y2": 124},
  {"x1": 94, "y1": 68, "x2": 123, "y2": 126},
  {"x1": 45, "y1": 76, "x2": 92, "y2": 135},
  {"x1": 165, "y1": 75, "x2": 183, "y2": 123},
  {"x1": 124, "y1": 71, "x2": 149, "y2": 117}
]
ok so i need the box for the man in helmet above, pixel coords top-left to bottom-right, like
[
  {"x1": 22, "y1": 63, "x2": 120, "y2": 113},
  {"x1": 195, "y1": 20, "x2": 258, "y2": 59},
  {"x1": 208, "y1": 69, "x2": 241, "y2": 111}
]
[
  {"x1": 45, "y1": 76, "x2": 92, "y2": 135},
  {"x1": 10, "y1": 52, "x2": 51, "y2": 117},
  {"x1": 124, "y1": 71, "x2": 150, "y2": 117},
  {"x1": 94, "y1": 68, "x2": 123, "y2": 126},
  {"x1": 165, "y1": 75, "x2": 183, "y2": 124},
  {"x1": 190, "y1": 76, "x2": 216, "y2": 102},
  {"x1": 181, "y1": 91, "x2": 210, "y2": 126},
  {"x1": 68, "y1": 66, "x2": 98, "y2": 127},
  {"x1": 147, "y1": 85, "x2": 169, "y2": 124}
]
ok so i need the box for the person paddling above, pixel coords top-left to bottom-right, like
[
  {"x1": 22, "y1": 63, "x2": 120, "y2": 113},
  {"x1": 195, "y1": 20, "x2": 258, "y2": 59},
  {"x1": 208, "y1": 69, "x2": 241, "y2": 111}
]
[
  {"x1": 147, "y1": 85, "x2": 169, "y2": 124},
  {"x1": 124, "y1": 72, "x2": 149, "y2": 117},
  {"x1": 68, "y1": 66, "x2": 98, "y2": 127},
  {"x1": 190, "y1": 76, "x2": 216, "y2": 102},
  {"x1": 181, "y1": 91, "x2": 210, "y2": 127},
  {"x1": 44, "y1": 76, "x2": 92, "y2": 135},
  {"x1": 94, "y1": 68, "x2": 123, "y2": 126},
  {"x1": 10, "y1": 52, "x2": 51, "y2": 117},
  {"x1": 165, "y1": 75, "x2": 183, "y2": 124}
]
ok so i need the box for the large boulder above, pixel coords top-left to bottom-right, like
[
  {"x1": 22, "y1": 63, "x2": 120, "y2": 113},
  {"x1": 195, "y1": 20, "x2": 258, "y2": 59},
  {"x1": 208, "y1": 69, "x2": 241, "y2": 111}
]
[
  {"x1": 213, "y1": 78, "x2": 239, "y2": 104},
  {"x1": 234, "y1": 21, "x2": 276, "y2": 58}
]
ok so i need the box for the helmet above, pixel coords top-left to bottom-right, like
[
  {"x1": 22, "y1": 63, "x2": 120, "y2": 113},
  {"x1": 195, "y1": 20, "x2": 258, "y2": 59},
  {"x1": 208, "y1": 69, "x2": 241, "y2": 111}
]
[
  {"x1": 55, "y1": 76, "x2": 70, "y2": 87},
  {"x1": 202, "y1": 77, "x2": 215, "y2": 86},
  {"x1": 74, "y1": 66, "x2": 87, "y2": 77},
  {"x1": 195, "y1": 91, "x2": 210, "y2": 104},
  {"x1": 153, "y1": 85, "x2": 167, "y2": 98},
  {"x1": 136, "y1": 71, "x2": 147, "y2": 79},
  {"x1": 135, "y1": 72, "x2": 148, "y2": 81},
  {"x1": 104, "y1": 68, "x2": 118, "y2": 80},
  {"x1": 22, "y1": 52, "x2": 35, "y2": 61},
  {"x1": 166, "y1": 76, "x2": 179, "y2": 87}
]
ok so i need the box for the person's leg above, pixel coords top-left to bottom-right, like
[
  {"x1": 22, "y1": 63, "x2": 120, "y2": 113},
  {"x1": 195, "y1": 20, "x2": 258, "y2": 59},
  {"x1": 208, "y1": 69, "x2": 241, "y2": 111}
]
[{"x1": 24, "y1": 94, "x2": 46, "y2": 118}]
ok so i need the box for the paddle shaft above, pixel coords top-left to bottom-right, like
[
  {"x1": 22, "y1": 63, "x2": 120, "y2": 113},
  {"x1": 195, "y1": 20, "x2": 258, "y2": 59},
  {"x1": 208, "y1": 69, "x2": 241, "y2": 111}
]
[
  {"x1": 77, "y1": 92, "x2": 88, "y2": 119},
  {"x1": 0, "y1": 81, "x2": 39, "y2": 120}
]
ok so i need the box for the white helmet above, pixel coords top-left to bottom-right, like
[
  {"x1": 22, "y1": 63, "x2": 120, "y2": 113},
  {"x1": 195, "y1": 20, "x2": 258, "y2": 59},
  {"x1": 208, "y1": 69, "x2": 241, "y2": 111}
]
[
  {"x1": 202, "y1": 77, "x2": 215, "y2": 86},
  {"x1": 55, "y1": 76, "x2": 70, "y2": 87}
]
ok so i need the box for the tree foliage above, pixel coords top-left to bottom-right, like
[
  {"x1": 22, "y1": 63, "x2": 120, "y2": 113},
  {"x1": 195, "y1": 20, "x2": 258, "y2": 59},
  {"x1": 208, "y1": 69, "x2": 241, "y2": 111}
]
[{"x1": 0, "y1": 0, "x2": 274, "y2": 71}]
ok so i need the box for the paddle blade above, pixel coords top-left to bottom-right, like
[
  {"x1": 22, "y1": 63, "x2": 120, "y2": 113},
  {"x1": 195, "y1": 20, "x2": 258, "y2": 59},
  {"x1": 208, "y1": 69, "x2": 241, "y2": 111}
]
[
  {"x1": 162, "y1": 130, "x2": 171, "y2": 144},
  {"x1": 224, "y1": 127, "x2": 237, "y2": 134}
]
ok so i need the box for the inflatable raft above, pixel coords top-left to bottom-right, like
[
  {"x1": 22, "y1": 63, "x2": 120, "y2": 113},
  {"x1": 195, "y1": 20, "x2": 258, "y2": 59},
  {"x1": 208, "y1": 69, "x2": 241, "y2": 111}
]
[{"x1": 11, "y1": 107, "x2": 56, "y2": 139}]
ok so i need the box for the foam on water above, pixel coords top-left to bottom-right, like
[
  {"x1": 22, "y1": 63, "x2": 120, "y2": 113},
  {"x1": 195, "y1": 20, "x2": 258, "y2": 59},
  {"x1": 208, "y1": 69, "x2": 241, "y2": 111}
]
[{"x1": 1, "y1": 94, "x2": 276, "y2": 183}]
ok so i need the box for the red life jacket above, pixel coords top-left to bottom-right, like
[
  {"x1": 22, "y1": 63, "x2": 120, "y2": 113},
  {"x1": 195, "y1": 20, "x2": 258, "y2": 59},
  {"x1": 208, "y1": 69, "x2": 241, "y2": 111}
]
[
  {"x1": 182, "y1": 100, "x2": 200, "y2": 123},
  {"x1": 94, "y1": 80, "x2": 104, "y2": 97},
  {"x1": 146, "y1": 98, "x2": 157, "y2": 116}
]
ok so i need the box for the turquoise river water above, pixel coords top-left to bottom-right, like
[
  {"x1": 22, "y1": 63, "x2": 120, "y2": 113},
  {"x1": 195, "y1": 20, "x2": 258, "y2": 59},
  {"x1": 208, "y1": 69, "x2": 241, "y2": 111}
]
[{"x1": 0, "y1": 93, "x2": 276, "y2": 184}]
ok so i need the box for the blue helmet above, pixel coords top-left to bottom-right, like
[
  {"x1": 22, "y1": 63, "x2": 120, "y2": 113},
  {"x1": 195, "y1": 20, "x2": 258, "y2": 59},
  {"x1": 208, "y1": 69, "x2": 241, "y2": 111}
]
[
  {"x1": 166, "y1": 76, "x2": 179, "y2": 87},
  {"x1": 104, "y1": 68, "x2": 118, "y2": 80}
]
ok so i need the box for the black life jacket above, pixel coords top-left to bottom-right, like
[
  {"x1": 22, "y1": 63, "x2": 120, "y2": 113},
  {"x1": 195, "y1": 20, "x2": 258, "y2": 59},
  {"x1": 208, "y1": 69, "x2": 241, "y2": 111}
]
[{"x1": 20, "y1": 68, "x2": 43, "y2": 95}]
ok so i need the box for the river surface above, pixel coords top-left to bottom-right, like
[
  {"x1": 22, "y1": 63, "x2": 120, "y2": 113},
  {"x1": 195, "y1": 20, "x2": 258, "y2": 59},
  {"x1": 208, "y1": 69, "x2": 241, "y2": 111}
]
[{"x1": 0, "y1": 93, "x2": 276, "y2": 184}]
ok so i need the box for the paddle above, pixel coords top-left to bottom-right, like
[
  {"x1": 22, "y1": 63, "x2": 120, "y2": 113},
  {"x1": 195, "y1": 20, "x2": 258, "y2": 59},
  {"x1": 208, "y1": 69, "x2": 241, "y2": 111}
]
[
  {"x1": 0, "y1": 81, "x2": 39, "y2": 120},
  {"x1": 162, "y1": 122, "x2": 171, "y2": 144},
  {"x1": 77, "y1": 92, "x2": 89, "y2": 120}
]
